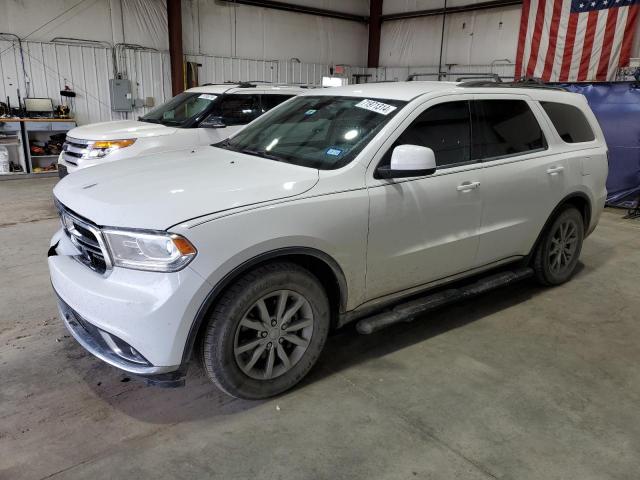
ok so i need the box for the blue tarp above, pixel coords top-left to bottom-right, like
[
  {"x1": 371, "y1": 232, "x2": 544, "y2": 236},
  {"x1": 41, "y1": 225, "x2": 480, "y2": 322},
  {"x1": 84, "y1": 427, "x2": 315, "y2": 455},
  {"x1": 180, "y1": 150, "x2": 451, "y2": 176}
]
[{"x1": 557, "y1": 82, "x2": 640, "y2": 207}]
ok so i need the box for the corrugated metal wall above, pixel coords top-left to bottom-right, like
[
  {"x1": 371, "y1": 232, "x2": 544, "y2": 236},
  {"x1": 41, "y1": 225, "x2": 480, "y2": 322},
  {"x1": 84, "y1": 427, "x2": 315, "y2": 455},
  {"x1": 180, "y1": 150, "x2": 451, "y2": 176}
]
[
  {"x1": 1, "y1": 39, "x2": 514, "y2": 126},
  {"x1": 0, "y1": 40, "x2": 368, "y2": 125},
  {"x1": 184, "y1": 55, "x2": 367, "y2": 89},
  {"x1": 0, "y1": 40, "x2": 174, "y2": 125}
]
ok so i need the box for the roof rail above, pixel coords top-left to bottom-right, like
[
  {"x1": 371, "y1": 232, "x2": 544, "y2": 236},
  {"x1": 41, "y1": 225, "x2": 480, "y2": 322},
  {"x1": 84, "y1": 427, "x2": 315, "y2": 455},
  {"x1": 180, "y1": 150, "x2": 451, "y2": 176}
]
[
  {"x1": 407, "y1": 73, "x2": 440, "y2": 81},
  {"x1": 455, "y1": 73, "x2": 503, "y2": 82},
  {"x1": 200, "y1": 81, "x2": 316, "y2": 89},
  {"x1": 458, "y1": 77, "x2": 567, "y2": 91}
]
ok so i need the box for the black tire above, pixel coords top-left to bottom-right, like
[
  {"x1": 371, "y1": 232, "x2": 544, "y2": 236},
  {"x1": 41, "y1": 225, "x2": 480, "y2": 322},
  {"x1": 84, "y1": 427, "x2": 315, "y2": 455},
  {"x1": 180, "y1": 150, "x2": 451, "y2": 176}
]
[
  {"x1": 533, "y1": 206, "x2": 584, "y2": 286},
  {"x1": 201, "y1": 262, "x2": 330, "y2": 399}
]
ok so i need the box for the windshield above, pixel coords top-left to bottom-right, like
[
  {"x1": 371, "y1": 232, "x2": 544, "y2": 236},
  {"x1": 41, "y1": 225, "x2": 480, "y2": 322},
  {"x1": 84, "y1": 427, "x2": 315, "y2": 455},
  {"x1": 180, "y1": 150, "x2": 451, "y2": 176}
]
[
  {"x1": 216, "y1": 95, "x2": 407, "y2": 170},
  {"x1": 140, "y1": 92, "x2": 218, "y2": 127}
]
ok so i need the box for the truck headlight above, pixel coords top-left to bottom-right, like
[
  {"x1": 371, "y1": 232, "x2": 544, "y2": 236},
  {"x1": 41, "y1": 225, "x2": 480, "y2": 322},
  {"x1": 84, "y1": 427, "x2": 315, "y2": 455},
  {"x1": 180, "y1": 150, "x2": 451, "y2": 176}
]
[
  {"x1": 102, "y1": 229, "x2": 196, "y2": 272},
  {"x1": 86, "y1": 139, "x2": 136, "y2": 158}
]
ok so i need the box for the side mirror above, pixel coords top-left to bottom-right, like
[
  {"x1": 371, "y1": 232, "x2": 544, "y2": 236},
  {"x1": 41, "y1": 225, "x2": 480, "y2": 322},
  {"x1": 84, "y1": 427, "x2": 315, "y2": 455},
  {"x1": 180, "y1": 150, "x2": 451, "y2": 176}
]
[
  {"x1": 200, "y1": 115, "x2": 226, "y2": 128},
  {"x1": 375, "y1": 145, "x2": 437, "y2": 179}
]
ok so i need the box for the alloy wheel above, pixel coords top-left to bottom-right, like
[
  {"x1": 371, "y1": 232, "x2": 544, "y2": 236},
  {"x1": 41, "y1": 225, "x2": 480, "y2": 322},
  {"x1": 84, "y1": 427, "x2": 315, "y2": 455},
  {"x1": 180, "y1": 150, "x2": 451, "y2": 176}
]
[
  {"x1": 548, "y1": 218, "x2": 579, "y2": 275},
  {"x1": 233, "y1": 289, "x2": 314, "y2": 380}
]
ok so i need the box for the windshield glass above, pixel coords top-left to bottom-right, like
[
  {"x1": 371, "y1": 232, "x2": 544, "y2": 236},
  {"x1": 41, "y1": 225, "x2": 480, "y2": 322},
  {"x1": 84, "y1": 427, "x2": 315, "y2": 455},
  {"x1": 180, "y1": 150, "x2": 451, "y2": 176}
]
[
  {"x1": 140, "y1": 92, "x2": 217, "y2": 127},
  {"x1": 216, "y1": 95, "x2": 407, "y2": 170}
]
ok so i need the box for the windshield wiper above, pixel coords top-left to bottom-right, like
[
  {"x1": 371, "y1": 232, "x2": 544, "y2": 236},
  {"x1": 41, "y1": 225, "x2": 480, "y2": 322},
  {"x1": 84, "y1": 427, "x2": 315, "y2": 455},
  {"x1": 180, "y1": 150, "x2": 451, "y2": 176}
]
[
  {"x1": 239, "y1": 148, "x2": 288, "y2": 163},
  {"x1": 160, "y1": 119, "x2": 182, "y2": 126},
  {"x1": 139, "y1": 117, "x2": 160, "y2": 124}
]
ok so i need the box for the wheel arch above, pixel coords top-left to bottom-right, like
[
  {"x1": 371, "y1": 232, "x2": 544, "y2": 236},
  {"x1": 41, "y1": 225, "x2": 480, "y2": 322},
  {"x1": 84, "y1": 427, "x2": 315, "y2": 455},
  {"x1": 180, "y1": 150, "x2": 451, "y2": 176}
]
[
  {"x1": 528, "y1": 191, "x2": 592, "y2": 258},
  {"x1": 180, "y1": 247, "x2": 348, "y2": 367}
]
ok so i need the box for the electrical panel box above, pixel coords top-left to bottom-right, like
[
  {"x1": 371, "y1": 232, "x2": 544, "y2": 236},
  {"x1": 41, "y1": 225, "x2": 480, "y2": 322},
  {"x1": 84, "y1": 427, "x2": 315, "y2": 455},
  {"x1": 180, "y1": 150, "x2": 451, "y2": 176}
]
[{"x1": 109, "y1": 79, "x2": 133, "y2": 112}]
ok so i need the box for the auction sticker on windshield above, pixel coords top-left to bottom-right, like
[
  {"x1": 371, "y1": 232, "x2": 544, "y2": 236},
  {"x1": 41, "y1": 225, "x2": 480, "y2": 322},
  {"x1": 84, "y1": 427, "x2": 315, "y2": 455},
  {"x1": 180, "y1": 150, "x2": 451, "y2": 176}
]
[
  {"x1": 355, "y1": 99, "x2": 397, "y2": 115},
  {"x1": 199, "y1": 94, "x2": 217, "y2": 101}
]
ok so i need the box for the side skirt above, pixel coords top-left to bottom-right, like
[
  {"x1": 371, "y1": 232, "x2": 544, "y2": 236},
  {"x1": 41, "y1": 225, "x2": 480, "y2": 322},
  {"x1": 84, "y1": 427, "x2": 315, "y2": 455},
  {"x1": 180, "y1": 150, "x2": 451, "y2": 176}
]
[{"x1": 355, "y1": 267, "x2": 533, "y2": 334}]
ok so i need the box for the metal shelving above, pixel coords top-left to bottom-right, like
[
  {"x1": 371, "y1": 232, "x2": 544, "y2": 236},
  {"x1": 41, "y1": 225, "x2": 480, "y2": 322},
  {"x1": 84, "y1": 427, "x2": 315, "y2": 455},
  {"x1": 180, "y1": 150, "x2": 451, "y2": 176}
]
[
  {"x1": 0, "y1": 121, "x2": 27, "y2": 176},
  {"x1": 23, "y1": 120, "x2": 76, "y2": 174}
]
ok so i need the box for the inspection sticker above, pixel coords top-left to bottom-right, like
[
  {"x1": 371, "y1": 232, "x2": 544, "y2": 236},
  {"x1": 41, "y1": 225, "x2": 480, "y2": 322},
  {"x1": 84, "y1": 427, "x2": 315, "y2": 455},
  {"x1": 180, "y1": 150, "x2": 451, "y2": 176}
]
[
  {"x1": 355, "y1": 99, "x2": 397, "y2": 115},
  {"x1": 304, "y1": 109, "x2": 317, "y2": 115},
  {"x1": 198, "y1": 94, "x2": 218, "y2": 101},
  {"x1": 326, "y1": 147, "x2": 343, "y2": 156}
]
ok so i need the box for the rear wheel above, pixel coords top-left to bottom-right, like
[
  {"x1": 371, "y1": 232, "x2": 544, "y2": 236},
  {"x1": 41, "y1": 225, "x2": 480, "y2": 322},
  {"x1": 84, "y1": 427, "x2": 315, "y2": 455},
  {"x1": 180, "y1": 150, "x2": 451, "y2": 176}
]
[
  {"x1": 533, "y1": 206, "x2": 584, "y2": 286},
  {"x1": 200, "y1": 262, "x2": 330, "y2": 399}
]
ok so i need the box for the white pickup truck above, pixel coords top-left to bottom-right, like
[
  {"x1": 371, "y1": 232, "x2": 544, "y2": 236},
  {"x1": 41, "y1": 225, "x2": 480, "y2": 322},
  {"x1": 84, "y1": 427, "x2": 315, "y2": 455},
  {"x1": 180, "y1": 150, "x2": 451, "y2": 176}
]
[{"x1": 57, "y1": 83, "x2": 303, "y2": 177}]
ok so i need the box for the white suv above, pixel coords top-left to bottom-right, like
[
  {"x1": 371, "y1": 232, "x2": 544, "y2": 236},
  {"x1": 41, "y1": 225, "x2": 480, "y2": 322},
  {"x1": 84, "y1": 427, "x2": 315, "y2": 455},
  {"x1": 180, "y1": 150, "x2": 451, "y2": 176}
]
[
  {"x1": 49, "y1": 81, "x2": 607, "y2": 399},
  {"x1": 57, "y1": 83, "x2": 303, "y2": 177}
]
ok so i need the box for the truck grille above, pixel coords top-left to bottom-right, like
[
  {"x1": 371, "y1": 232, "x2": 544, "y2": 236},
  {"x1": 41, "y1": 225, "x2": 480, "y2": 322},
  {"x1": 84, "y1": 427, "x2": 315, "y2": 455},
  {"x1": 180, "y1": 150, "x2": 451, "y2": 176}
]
[
  {"x1": 56, "y1": 201, "x2": 111, "y2": 274},
  {"x1": 61, "y1": 137, "x2": 91, "y2": 166}
]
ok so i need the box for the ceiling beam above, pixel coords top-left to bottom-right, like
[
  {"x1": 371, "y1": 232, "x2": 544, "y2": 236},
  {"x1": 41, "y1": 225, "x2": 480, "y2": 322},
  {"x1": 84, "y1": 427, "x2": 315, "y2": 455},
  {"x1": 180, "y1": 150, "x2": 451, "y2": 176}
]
[
  {"x1": 381, "y1": 0, "x2": 523, "y2": 22},
  {"x1": 220, "y1": 0, "x2": 369, "y2": 23}
]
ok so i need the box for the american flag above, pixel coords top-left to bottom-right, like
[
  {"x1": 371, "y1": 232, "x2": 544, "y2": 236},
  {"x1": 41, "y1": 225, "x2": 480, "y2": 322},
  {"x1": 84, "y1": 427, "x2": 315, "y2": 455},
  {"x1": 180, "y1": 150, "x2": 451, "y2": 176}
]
[{"x1": 514, "y1": 0, "x2": 639, "y2": 81}]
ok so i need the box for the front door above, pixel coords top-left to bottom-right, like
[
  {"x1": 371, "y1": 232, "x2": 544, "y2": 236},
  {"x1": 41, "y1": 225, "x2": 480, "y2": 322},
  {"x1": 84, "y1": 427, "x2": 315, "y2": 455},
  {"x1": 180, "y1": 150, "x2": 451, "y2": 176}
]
[{"x1": 365, "y1": 98, "x2": 484, "y2": 301}]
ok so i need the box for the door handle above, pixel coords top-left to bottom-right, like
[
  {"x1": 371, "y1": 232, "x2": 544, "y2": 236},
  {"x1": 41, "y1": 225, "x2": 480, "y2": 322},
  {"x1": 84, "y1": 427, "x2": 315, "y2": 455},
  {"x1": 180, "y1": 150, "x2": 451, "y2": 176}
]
[
  {"x1": 546, "y1": 166, "x2": 565, "y2": 175},
  {"x1": 456, "y1": 181, "x2": 481, "y2": 192}
]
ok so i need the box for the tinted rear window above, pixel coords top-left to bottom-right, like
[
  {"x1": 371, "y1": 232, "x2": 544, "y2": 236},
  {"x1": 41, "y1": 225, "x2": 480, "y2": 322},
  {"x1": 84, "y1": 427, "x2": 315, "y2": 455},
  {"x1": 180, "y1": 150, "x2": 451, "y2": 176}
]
[
  {"x1": 472, "y1": 100, "x2": 546, "y2": 159},
  {"x1": 261, "y1": 94, "x2": 294, "y2": 112},
  {"x1": 541, "y1": 101, "x2": 595, "y2": 143}
]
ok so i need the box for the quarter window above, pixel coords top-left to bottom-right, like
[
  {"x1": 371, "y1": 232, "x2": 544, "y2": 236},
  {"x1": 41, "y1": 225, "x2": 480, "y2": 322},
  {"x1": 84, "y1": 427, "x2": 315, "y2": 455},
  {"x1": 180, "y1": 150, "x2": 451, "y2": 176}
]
[
  {"x1": 540, "y1": 101, "x2": 595, "y2": 143},
  {"x1": 472, "y1": 100, "x2": 546, "y2": 159},
  {"x1": 219, "y1": 95, "x2": 261, "y2": 126},
  {"x1": 261, "y1": 94, "x2": 294, "y2": 112},
  {"x1": 391, "y1": 101, "x2": 472, "y2": 168}
]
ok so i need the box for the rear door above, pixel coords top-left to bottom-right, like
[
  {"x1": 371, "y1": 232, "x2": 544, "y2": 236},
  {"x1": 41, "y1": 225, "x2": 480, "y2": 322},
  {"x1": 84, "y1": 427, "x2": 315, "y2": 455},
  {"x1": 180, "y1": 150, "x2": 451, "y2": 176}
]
[{"x1": 472, "y1": 95, "x2": 568, "y2": 265}]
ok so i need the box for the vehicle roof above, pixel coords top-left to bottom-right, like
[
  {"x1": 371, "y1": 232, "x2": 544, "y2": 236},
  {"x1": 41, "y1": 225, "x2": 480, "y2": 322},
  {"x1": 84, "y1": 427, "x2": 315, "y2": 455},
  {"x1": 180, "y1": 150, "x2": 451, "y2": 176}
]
[
  {"x1": 302, "y1": 81, "x2": 584, "y2": 103},
  {"x1": 186, "y1": 84, "x2": 307, "y2": 95}
]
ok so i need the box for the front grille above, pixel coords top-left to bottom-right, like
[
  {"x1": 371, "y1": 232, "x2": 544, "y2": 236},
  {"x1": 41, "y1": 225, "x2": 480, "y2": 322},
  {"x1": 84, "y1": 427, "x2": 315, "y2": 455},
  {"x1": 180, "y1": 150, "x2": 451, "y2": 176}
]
[
  {"x1": 62, "y1": 137, "x2": 91, "y2": 166},
  {"x1": 56, "y1": 201, "x2": 111, "y2": 274}
]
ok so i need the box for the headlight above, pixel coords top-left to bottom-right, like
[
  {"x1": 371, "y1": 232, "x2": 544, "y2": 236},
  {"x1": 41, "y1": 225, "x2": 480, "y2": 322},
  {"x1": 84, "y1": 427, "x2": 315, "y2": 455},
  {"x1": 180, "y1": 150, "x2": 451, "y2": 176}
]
[
  {"x1": 80, "y1": 139, "x2": 136, "y2": 159},
  {"x1": 102, "y1": 229, "x2": 196, "y2": 272}
]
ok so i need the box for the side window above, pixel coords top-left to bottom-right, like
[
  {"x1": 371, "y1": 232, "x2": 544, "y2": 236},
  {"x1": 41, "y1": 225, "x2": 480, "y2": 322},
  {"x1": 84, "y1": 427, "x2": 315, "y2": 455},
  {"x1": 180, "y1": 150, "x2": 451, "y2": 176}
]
[
  {"x1": 261, "y1": 94, "x2": 294, "y2": 112},
  {"x1": 472, "y1": 100, "x2": 546, "y2": 159},
  {"x1": 219, "y1": 95, "x2": 261, "y2": 126},
  {"x1": 540, "y1": 101, "x2": 595, "y2": 143},
  {"x1": 382, "y1": 101, "x2": 471, "y2": 168}
]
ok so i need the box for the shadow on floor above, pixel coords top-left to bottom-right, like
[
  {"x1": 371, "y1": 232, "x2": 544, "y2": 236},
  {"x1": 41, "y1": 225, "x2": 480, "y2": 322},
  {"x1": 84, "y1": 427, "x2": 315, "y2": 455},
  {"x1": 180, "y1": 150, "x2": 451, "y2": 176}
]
[{"x1": 66, "y1": 260, "x2": 606, "y2": 424}]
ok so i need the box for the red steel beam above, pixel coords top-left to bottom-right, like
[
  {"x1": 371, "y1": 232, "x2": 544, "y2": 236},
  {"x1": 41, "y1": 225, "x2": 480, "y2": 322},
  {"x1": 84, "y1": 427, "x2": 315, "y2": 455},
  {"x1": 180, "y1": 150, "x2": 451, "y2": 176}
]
[
  {"x1": 168, "y1": 0, "x2": 184, "y2": 96},
  {"x1": 368, "y1": 0, "x2": 383, "y2": 68}
]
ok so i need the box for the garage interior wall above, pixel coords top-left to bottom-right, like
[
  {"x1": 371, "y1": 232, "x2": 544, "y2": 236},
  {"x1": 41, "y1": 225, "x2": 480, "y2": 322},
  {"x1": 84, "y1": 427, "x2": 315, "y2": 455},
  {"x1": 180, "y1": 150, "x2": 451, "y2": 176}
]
[
  {"x1": 376, "y1": 0, "x2": 640, "y2": 80},
  {"x1": 0, "y1": 0, "x2": 368, "y2": 125},
  {"x1": 1, "y1": 0, "x2": 638, "y2": 125}
]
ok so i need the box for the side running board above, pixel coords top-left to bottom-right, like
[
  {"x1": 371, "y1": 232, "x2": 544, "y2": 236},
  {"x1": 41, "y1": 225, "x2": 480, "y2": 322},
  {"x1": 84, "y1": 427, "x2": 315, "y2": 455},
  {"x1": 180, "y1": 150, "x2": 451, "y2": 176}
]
[{"x1": 356, "y1": 267, "x2": 534, "y2": 335}]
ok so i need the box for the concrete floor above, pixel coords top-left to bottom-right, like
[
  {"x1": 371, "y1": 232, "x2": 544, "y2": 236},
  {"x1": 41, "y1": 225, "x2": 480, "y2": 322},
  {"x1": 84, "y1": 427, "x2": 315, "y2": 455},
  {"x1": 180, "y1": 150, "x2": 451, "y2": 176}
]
[{"x1": 2, "y1": 177, "x2": 640, "y2": 480}]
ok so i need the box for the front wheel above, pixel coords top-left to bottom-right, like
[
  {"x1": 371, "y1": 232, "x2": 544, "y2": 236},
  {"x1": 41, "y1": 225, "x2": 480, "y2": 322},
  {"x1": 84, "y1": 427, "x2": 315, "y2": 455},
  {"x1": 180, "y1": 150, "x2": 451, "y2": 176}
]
[
  {"x1": 200, "y1": 262, "x2": 330, "y2": 399},
  {"x1": 533, "y1": 206, "x2": 584, "y2": 286}
]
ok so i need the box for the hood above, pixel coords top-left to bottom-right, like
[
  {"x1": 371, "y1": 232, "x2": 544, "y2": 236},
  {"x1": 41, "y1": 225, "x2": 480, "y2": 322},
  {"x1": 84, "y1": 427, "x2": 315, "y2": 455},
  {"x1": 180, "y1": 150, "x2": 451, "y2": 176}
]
[
  {"x1": 53, "y1": 146, "x2": 319, "y2": 230},
  {"x1": 67, "y1": 120, "x2": 177, "y2": 141}
]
